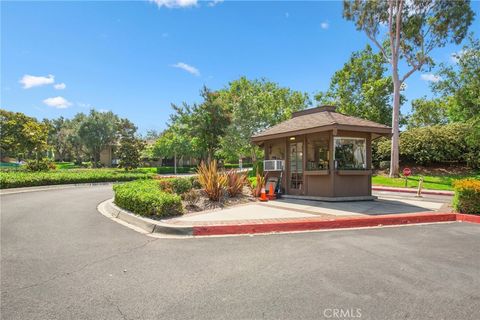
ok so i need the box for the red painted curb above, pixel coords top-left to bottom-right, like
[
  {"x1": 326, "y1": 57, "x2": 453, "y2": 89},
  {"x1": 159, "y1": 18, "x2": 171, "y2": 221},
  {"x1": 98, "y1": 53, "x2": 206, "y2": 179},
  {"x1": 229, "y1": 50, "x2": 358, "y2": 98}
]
[
  {"x1": 372, "y1": 186, "x2": 454, "y2": 196},
  {"x1": 192, "y1": 212, "x2": 457, "y2": 236},
  {"x1": 456, "y1": 213, "x2": 480, "y2": 224}
]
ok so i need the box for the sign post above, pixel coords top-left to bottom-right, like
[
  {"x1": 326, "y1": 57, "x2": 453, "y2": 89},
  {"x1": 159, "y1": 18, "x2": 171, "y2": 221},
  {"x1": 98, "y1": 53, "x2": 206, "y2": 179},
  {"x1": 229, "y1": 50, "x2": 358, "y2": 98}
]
[{"x1": 403, "y1": 168, "x2": 412, "y2": 187}]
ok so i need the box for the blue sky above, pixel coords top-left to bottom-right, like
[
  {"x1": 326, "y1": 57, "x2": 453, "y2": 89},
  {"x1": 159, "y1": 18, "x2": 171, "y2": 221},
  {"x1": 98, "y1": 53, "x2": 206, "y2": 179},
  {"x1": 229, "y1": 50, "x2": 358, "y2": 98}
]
[{"x1": 2, "y1": 0, "x2": 479, "y2": 133}]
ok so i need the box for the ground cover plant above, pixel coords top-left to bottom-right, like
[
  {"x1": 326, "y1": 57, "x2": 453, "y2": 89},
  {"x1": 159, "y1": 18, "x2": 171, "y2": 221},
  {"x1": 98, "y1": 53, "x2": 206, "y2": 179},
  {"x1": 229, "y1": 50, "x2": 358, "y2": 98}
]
[
  {"x1": 453, "y1": 179, "x2": 480, "y2": 214},
  {"x1": 113, "y1": 179, "x2": 183, "y2": 217},
  {"x1": 0, "y1": 168, "x2": 155, "y2": 189}
]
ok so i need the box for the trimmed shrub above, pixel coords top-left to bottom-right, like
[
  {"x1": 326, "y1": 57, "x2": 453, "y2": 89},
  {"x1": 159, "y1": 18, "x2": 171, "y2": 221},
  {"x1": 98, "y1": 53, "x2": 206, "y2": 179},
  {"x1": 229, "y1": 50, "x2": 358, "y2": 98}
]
[
  {"x1": 113, "y1": 180, "x2": 183, "y2": 217},
  {"x1": 171, "y1": 177, "x2": 192, "y2": 194},
  {"x1": 453, "y1": 179, "x2": 480, "y2": 215},
  {"x1": 25, "y1": 158, "x2": 56, "y2": 172},
  {"x1": 223, "y1": 163, "x2": 253, "y2": 169},
  {"x1": 373, "y1": 122, "x2": 480, "y2": 168},
  {"x1": 155, "y1": 177, "x2": 192, "y2": 195},
  {"x1": 157, "y1": 179, "x2": 174, "y2": 193},
  {"x1": 156, "y1": 166, "x2": 195, "y2": 174},
  {"x1": 0, "y1": 169, "x2": 154, "y2": 189}
]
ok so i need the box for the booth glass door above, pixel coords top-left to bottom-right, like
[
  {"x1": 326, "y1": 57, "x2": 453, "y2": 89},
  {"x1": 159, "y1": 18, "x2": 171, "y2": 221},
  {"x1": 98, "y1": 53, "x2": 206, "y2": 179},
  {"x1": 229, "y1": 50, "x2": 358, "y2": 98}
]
[{"x1": 289, "y1": 142, "x2": 303, "y2": 194}]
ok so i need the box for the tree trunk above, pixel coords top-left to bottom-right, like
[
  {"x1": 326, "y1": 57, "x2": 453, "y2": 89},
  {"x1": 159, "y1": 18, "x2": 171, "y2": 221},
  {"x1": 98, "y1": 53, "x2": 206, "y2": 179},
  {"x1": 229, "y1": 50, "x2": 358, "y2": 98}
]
[
  {"x1": 390, "y1": 71, "x2": 401, "y2": 178},
  {"x1": 174, "y1": 152, "x2": 177, "y2": 175}
]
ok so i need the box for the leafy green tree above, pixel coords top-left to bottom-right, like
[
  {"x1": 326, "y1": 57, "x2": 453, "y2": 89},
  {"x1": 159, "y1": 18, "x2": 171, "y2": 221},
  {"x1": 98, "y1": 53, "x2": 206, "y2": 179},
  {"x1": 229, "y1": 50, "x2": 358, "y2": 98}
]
[
  {"x1": 343, "y1": 0, "x2": 474, "y2": 177},
  {"x1": 315, "y1": 45, "x2": 400, "y2": 126},
  {"x1": 219, "y1": 77, "x2": 309, "y2": 161},
  {"x1": 44, "y1": 117, "x2": 74, "y2": 162},
  {"x1": 77, "y1": 110, "x2": 119, "y2": 167},
  {"x1": 407, "y1": 97, "x2": 450, "y2": 129},
  {"x1": 153, "y1": 126, "x2": 192, "y2": 174},
  {"x1": 67, "y1": 113, "x2": 88, "y2": 165},
  {"x1": 0, "y1": 109, "x2": 49, "y2": 160},
  {"x1": 432, "y1": 35, "x2": 480, "y2": 122},
  {"x1": 170, "y1": 86, "x2": 230, "y2": 161},
  {"x1": 116, "y1": 119, "x2": 145, "y2": 170}
]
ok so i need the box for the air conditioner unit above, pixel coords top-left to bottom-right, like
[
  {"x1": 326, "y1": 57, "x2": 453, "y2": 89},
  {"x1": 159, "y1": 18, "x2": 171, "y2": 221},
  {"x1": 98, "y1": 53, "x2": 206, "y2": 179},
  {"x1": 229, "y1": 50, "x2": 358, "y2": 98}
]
[{"x1": 264, "y1": 160, "x2": 284, "y2": 171}]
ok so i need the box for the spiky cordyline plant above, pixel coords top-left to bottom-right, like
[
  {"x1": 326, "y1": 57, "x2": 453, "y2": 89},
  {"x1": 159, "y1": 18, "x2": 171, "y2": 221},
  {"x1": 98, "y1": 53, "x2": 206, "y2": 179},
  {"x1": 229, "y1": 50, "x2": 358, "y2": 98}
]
[
  {"x1": 226, "y1": 169, "x2": 247, "y2": 197},
  {"x1": 196, "y1": 160, "x2": 227, "y2": 201}
]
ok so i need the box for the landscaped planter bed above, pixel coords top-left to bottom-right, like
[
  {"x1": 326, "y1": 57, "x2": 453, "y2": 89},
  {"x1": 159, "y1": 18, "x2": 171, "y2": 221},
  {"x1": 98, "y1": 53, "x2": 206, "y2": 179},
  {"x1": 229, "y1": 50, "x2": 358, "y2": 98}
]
[{"x1": 112, "y1": 169, "x2": 257, "y2": 219}]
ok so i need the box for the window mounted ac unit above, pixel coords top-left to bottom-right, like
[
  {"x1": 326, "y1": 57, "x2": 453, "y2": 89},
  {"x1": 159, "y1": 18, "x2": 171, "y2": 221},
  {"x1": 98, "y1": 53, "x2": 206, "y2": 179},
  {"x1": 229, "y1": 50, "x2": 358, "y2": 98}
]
[{"x1": 264, "y1": 160, "x2": 284, "y2": 171}]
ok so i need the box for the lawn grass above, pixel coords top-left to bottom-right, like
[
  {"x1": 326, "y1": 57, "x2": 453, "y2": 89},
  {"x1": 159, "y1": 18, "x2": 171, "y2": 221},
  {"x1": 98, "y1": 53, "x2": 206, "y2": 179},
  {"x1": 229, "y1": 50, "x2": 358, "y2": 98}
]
[
  {"x1": 55, "y1": 162, "x2": 81, "y2": 169},
  {"x1": 372, "y1": 172, "x2": 480, "y2": 191}
]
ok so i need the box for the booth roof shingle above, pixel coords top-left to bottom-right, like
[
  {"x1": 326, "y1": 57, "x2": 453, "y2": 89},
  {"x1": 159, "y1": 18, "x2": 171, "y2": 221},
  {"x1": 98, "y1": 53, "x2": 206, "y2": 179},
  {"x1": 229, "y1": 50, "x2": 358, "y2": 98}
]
[{"x1": 252, "y1": 106, "x2": 391, "y2": 141}]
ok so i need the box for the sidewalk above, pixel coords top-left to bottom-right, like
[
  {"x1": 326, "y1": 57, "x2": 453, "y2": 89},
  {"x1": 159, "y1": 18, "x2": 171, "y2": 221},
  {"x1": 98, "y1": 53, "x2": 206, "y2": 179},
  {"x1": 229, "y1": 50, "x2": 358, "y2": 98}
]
[{"x1": 372, "y1": 185, "x2": 454, "y2": 195}]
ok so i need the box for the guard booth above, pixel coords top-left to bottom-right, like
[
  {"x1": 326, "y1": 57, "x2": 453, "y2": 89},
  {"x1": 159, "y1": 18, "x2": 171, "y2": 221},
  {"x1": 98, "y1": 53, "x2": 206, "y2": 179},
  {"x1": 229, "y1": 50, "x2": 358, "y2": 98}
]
[{"x1": 251, "y1": 105, "x2": 391, "y2": 201}]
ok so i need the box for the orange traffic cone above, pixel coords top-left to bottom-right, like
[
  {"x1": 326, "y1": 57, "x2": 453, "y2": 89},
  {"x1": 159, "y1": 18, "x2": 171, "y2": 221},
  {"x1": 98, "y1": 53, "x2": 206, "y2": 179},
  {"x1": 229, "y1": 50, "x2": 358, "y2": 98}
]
[
  {"x1": 268, "y1": 183, "x2": 276, "y2": 200},
  {"x1": 259, "y1": 186, "x2": 268, "y2": 202}
]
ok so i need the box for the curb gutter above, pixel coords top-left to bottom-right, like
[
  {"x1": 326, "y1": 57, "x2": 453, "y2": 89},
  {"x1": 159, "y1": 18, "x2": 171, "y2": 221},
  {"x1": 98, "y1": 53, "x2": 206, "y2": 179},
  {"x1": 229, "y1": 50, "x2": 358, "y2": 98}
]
[
  {"x1": 102, "y1": 199, "x2": 193, "y2": 235},
  {"x1": 99, "y1": 199, "x2": 480, "y2": 237}
]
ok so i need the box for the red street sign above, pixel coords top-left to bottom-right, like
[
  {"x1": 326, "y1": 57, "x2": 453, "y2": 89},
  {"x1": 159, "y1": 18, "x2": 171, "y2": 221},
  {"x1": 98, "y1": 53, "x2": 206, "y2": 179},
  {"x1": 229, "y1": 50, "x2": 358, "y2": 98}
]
[{"x1": 403, "y1": 168, "x2": 412, "y2": 177}]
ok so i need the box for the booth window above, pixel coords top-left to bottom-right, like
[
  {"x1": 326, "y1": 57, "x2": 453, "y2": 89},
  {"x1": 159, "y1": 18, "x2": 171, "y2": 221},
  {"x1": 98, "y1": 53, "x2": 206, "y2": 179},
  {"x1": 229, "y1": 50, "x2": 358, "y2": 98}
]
[
  {"x1": 334, "y1": 137, "x2": 366, "y2": 170},
  {"x1": 306, "y1": 136, "x2": 329, "y2": 170}
]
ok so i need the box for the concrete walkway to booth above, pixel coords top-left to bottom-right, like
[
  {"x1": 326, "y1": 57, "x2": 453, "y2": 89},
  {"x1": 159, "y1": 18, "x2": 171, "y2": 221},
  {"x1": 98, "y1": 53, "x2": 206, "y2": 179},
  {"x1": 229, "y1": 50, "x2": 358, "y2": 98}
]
[{"x1": 171, "y1": 190, "x2": 452, "y2": 225}]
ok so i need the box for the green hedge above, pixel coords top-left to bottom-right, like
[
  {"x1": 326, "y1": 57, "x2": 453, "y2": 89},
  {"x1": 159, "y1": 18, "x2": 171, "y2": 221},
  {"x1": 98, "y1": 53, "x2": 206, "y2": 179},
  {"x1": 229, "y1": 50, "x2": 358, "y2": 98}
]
[
  {"x1": 223, "y1": 163, "x2": 253, "y2": 169},
  {"x1": 156, "y1": 166, "x2": 195, "y2": 174},
  {"x1": 156, "y1": 177, "x2": 193, "y2": 194},
  {"x1": 453, "y1": 179, "x2": 480, "y2": 215},
  {"x1": 373, "y1": 122, "x2": 480, "y2": 168},
  {"x1": 113, "y1": 180, "x2": 183, "y2": 217},
  {"x1": 0, "y1": 169, "x2": 155, "y2": 189}
]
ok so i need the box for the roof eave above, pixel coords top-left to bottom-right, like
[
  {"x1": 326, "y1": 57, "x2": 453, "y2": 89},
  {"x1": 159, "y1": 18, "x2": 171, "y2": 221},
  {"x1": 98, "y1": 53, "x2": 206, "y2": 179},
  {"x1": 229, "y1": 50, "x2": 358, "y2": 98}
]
[{"x1": 251, "y1": 124, "x2": 391, "y2": 143}]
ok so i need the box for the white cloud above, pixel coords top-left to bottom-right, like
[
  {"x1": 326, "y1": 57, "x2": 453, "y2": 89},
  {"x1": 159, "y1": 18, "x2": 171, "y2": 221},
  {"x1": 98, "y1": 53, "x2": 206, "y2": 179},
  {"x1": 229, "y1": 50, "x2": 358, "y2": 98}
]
[
  {"x1": 19, "y1": 74, "x2": 55, "y2": 89},
  {"x1": 43, "y1": 96, "x2": 72, "y2": 109},
  {"x1": 53, "y1": 82, "x2": 66, "y2": 90},
  {"x1": 208, "y1": 0, "x2": 223, "y2": 7},
  {"x1": 149, "y1": 0, "x2": 197, "y2": 8},
  {"x1": 420, "y1": 73, "x2": 442, "y2": 82},
  {"x1": 171, "y1": 62, "x2": 200, "y2": 76},
  {"x1": 450, "y1": 49, "x2": 467, "y2": 64},
  {"x1": 320, "y1": 21, "x2": 329, "y2": 30}
]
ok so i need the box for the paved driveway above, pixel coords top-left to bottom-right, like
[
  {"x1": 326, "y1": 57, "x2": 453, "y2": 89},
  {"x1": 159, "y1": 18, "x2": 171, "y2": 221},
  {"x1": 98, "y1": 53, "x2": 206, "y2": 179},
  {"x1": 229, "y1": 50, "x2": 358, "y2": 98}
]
[{"x1": 1, "y1": 185, "x2": 479, "y2": 320}]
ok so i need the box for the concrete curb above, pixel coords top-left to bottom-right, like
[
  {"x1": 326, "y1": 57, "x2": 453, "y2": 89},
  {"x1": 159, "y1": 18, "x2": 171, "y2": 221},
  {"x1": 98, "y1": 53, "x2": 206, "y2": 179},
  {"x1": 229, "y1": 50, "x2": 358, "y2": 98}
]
[
  {"x1": 192, "y1": 212, "x2": 458, "y2": 236},
  {"x1": 99, "y1": 198, "x2": 480, "y2": 237},
  {"x1": 101, "y1": 199, "x2": 193, "y2": 236},
  {"x1": 456, "y1": 213, "x2": 480, "y2": 224},
  {"x1": 372, "y1": 186, "x2": 454, "y2": 196}
]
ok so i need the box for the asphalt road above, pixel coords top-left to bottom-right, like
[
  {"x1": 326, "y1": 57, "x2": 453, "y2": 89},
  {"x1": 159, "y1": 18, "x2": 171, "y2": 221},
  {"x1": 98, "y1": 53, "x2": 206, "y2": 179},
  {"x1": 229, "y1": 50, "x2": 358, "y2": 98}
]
[{"x1": 1, "y1": 185, "x2": 479, "y2": 320}]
